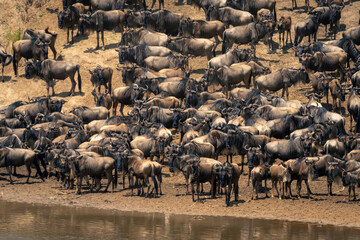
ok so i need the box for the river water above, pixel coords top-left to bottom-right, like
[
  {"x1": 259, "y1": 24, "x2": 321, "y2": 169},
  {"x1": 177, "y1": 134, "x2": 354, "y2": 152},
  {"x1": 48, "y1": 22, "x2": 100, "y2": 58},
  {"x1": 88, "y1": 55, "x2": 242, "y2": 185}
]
[{"x1": 0, "y1": 200, "x2": 359, "y2": 240}]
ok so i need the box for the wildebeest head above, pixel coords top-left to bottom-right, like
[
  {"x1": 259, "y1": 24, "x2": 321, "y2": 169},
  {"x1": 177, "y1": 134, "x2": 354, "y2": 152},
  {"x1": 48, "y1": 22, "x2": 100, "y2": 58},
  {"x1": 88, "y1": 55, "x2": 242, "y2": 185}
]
[
  {"x1": 92, "y1": 91, "x2": 109, "y2": 107},
  {"x1": 206, "y1": 5, "x2": 217, "y2": 21},
  {"x1": 190, "y1": 159, "x2": 200, "y2": 179},
  {"x1": 89, "y1": 65, "x2": 104, "y2": 85},
  {"x1": 57, "y1": 7, "x2": 73, "y2": 29},
  {"x1": 167, "y1": 144, "x2": 181, "y2": 172},
  {"x1": 245, "y1": 145, "x2": 262, "y2": 168},
  {"x1": 298, "y1": 69, "x2": 310, "y2": 84},
  {"x1": 172, "y1": 109, "x2": 182, "y2": 128},
  {"x1": 328, "y1": 162, "x2": 342, "y2": 184},
  {"x1": 178, "y1": 17, "x2": 192, "y2": 36},
  {"x1": 25, "y1": 60, "x2": 40, "y2": 79},
  {"x1": 219, "y1": 162, "x2": 233, "y2": 188},
  {"x1": 300, "y1": 134, "x2": 314, "y2": 157},
  {"x1": 49, "y1": 99, "x2": 66, "y2": 113},
  {"x1": 131, "y1": 84, "x2": 145, "y2": 101},
  {"x1": 117, "y1": 46, "x2": 130, "y2": 64}
]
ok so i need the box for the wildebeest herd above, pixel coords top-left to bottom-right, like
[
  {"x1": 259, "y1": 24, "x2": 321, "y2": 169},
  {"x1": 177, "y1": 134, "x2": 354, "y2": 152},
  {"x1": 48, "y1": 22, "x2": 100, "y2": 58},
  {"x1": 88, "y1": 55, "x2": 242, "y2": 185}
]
[{"x1": 1, "y1": 0, "x2": 360, "y2": 206}]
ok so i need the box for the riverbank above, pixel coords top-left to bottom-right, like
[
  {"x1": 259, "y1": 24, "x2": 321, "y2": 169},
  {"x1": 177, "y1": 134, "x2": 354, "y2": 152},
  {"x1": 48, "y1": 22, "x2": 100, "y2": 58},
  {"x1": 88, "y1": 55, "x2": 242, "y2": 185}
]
[{"x1": 1, "y1": 164, "x2": 360, "y2": 229}]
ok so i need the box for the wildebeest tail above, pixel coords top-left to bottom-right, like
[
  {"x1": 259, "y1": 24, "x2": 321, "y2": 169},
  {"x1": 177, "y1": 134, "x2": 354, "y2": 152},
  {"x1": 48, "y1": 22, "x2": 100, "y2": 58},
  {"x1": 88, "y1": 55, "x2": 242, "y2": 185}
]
[
  {"x1": 76, "y1": 65, "x2": 82, "y2": 92},
  {"x1": 4, "y1": 54, "x2": 12, "y2": 66}
]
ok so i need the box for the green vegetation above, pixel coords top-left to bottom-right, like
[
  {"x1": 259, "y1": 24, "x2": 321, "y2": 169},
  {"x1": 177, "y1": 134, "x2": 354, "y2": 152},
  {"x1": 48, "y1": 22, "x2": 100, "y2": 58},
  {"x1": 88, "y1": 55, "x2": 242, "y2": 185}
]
[
  {"x1": 6, "y1": 27, "x2": 22, "y2": 50},
  {"x1": 39, "y1": 12, "x2": 45, "y2": 18}
]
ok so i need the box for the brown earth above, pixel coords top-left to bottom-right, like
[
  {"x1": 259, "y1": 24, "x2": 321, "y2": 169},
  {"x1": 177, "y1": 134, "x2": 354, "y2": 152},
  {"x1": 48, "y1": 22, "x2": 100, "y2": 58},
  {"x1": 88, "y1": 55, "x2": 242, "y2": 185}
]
[{"x1": 1, "y1": 0, "x2": 360, "y2": 229}]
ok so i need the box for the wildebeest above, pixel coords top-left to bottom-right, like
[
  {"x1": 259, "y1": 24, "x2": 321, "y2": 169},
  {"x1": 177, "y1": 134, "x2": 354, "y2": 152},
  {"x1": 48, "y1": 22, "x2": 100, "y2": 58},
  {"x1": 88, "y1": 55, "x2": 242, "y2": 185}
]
[
  {"x1": 294, "y1": 15, "x2": 320, "y2": 46},
  {"x1": 92, "y1": 91, "x2": 112, "y2": 113},
  {"x1": 208, "y1": 47, "x2": 253, "y2": 69},
  {"x1": 219, "y1": 161, "x2": 241, "y2": 206},
  {"x1": 205, "y1": 63, "x2": 252, "y2": 97},
  {"x1": 256, "y1": 68, "x2": 310, "y2": 99},
  {"x1": 90, "y1": 0, "x2": 121, "y2": 10},
  {"x1": 69, "y1": 155, "x2": 117, "y2": 194},
  {"x1": 57, "y1": 6, "x2": 80, "y2": 43},
  {"x1": 25, "y1": 59, "x2": 82, "y2": 97},
  {"x1": 167, "y1": 37, "x2": 216, "y2": 60},
  {"x1": 347, "y1": 89, "x2": 360, "y2": 132},
  {"x1": 285, "y1": 157, "x2": 315, "y2": 198},
  {"x1": 144, "y1": 10, "x2": 184, "y2": 36},
  {"x1": 89, "y1": 66, "x2": 113, "y2": 93},
  {"x1": 277, "y1": 15, "x2": 292, "y2": 47},
  {"x1": 265, "y1": 136, "x2": 311, "y2": 163},
  {"x1": 0, "y1": 148, "x2": 44, "y2": 183},
  {"x1": 328, "y1": 78, "x2": 345, "y2": 111},
  {"x1": 120, "y1": 28, "x2": 169, "y2": 46},
  {"x1": 117, "y1": 44, "x2": 171, "y2": 66},
  {"x1": 270, "y1": 163, "x2": 291, "y2": 199},
  {"x1": 251, "y1": 161, "x2": 269, "y2": 200},
  {"x1": 79, "y1": 10, "x2": 125, "y2": 49},
  {"x1": 13, "y1": 99, "x2": 51, "y2": 123},
  {"x1": 235, "y1": 0, "x2": 277, "y2": 22},
  {"x1": 342, "y1": 169, "x2": 360, "y2": 201},
  {"x1": 144, "y1": 54, "x2": 189, "y2": 71},
  {"x1": 112, "y1": 84, "x2": 145, "y2": 115},
  {"x1": 206, "y1": 6, "x2": 254, "y2": 27},
  {"x1": 22, "y1": 28, "x2": 58, "y2": 59},
  {"x1": 130, "y1": 135, "x2": 166, "y2": 161},
  {"x1": 142, "y1": 96, "x2": 181, "y2": 108},
  {"x1": 222, "y1": 22, "x2": 268, "y2": 55},
  {"x1": 178, "y1": 18, "x2": 225, "y2": 45},
  {"x1": 301, "y1": 52, "x2": 347, "y2": 82},
  {"x1": 343, "y1": 26, "x2": 360, "y2": 45},
  {"x1": 292, "y1": 0, "x2": 309, "y2": 11},
  {"x1": 0, "y1": 46, "x2": 12, "y2": 82},
  {"x1": 12, "y1": 38, "x2": 49, "y2": 77},
  {"x1": 310, "y1": 5, "x2": 342, "y2": 39},
  {"x1": 70, "y1": 106, "x2": 109, "y2": 124}
]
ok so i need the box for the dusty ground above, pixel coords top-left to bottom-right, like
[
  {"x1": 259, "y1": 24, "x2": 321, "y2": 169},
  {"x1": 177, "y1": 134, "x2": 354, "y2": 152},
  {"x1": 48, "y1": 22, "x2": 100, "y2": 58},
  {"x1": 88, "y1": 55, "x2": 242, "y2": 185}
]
[{"x1": 1, "y1": 0, "x2": 360, "y2": 229}]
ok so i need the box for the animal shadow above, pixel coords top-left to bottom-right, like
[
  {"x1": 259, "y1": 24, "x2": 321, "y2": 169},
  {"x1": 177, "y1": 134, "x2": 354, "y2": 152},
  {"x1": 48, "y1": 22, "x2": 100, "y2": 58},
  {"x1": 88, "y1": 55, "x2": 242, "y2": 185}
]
[
  {"x1": 1, "y1": 76, "x2": 12, "y2": 83},
  {"x1": 55, "y1": 91, "x2": 85, "y2": 97}
]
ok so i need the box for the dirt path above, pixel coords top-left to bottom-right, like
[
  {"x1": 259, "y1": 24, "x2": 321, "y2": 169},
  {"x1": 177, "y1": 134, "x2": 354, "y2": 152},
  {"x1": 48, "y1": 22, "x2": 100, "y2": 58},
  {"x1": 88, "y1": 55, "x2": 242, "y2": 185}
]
[{"x1": 1, "y1": 0, "x2": 360, "y2": 228}]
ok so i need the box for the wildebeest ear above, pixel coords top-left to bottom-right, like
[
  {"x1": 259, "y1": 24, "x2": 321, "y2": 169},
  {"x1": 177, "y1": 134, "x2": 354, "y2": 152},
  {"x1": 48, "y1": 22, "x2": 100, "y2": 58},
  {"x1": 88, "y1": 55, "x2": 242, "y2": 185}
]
[{"x1": 54, "y1": 8, "x2": 59, "y2": 13}]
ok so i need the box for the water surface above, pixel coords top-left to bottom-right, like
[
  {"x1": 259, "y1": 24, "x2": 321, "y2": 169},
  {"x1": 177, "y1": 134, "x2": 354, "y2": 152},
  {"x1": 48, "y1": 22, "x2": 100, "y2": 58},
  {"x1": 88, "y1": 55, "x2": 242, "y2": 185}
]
[{"x1": 0, "y1": 200, "x2": 358, "y2": 239}]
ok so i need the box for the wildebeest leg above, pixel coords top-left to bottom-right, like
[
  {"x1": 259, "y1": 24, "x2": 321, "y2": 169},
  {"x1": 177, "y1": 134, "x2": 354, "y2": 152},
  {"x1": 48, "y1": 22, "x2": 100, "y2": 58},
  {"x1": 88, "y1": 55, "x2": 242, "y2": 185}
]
[
  {"x1": 296, "y1": 179, "x2": 301, "y2": 198},
  {"x1": 26, "y1": 162, "x2": 32, "y2": 183},
  {"x1": 327, "y1": 181, "x2": 332, "y2": 196},
  {"x1": 1, "y1": 65, "x2": 4, "y2": 82},
  {"x1": 71, "y1": 27, "x2": 75, "y2": 43},
  {"x1": 191, "y1": 182, "x2": 195, "y2": 201},
  {"x1": 95, "y1": 177, "x2": 101, "y2": 192},
  {"x1": 96, "y1": 31, "x2": 100, "y2": 49},
  {"x1": 67, "y1": 28, "x2": 70, "y2": 43},
  {"x1": 70, "y1": 76, "x2": 76, "y2": 96},
  {"x1": 50, "y1": 45, "x2": 57, "y2": 59},
  {"x1": 151, "y1": 0, "x2": 156, "y2": 9},
  {"x1": 157, "y1": 174, "x2": 162, "y2": 195},
  {"x1": 305, "y1": 179, "x2": 312, "y2": 197},
  {"x1": 248, "y1": 168, "x2": 252, "y2": 186},
  {"x1": 197, "y1": 181, "x2": 200, "y2": 201},
  {"x1": 104, "y1": 171, "x2": 113, "y2": 193},
  {"x1": 101, "y1": 30, "x2": 105, "y2": 50},
  {"x1": 241, "y1": 155, "x2": 244, "y2": 173},
  {"x1": 185, "y1": 176, "x2": 189, "y2": 195},
  {"x1": 77, "y1": 176, "x2": 83, "y2": 194},
  {"x1": 120, "y1": 104, "x2": 126, "y2": 116},
  {"x1": 264, "y1": 179, "x2": 268, "y2": 198},
  {"x1": 353, "y1": 186, "x2": 356, "y2": 200},
  {"x1": 6, "y1": 166, "x2": 13, "y2": 184}
]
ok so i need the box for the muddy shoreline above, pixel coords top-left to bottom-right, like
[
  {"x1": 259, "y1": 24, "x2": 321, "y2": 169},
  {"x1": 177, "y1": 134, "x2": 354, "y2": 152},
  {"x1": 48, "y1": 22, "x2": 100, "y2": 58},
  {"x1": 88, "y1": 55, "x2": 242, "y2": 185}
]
[{"x1": 1, "y1": 166, "x2": 360, "y2": 229}]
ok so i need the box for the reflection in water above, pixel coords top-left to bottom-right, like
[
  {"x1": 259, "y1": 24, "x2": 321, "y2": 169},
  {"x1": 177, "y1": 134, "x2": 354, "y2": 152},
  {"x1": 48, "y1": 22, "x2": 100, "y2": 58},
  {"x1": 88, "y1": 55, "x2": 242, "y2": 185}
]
[{"x1": 0, "y1": 200, "x2": 358, "y2": 240}]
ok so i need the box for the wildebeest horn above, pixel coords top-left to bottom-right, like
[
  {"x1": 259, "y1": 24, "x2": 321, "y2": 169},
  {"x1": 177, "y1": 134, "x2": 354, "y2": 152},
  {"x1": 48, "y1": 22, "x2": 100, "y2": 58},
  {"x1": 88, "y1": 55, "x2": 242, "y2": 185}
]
[{"x1": 244, "y1": 145, "x2": 250, "y2": 151}]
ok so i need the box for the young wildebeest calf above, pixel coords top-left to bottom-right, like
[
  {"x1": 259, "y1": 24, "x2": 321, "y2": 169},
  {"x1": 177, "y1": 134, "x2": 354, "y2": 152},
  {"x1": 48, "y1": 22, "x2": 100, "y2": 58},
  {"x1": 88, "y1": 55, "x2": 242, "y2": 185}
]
[
  {"x1": 251, "y1": 161, "x2": 270, "y2": 200},
  {"x1": 342, "y1": 169, "x2": 360, "y2": 201},
  {"x1": 219, "y1": 161, "x2": 241, "y2": 206},
  {"x1": 270, "y1": 163, "x2": 291, "y2": 199},
  {"x1": 25, "y1": 59, "x2": 82, "y2": 97},
  {"x1": 329, "y1": 78, "x2": 345, "y2": 111},
  {"x1": 277, "y1": 15, "x2": 292, "y2": 47}
]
